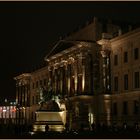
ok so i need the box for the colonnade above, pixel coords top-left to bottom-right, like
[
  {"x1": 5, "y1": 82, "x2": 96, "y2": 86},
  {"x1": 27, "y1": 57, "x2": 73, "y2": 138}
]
[
  {"x1": 47, "y1": 51, "x2": 94, "y2": 98},
  {"x1": 15, "y1": 76, "x2": 31, "y2": 125},
  {"x1": 99, "y1": 40, "x2": 111, "y2": 93}
]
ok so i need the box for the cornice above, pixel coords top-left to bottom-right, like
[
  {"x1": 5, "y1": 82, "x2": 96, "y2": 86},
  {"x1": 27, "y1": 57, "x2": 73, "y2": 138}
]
[{"x1": 14, "y1": 73, "x2": 31, "y2": 80}]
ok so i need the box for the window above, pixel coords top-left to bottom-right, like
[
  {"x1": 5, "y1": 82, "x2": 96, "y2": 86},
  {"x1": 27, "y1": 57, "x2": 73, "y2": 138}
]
[
  {"x1": 124, "y1": 51, "x2": 128, "y2": 63},
  {"x1": 134, "y1": 48, "x2": 139, "y2": 60},
  {"x1": 114, "y1": 76, "x2": 118, "y2": 91},
  {"x1": 32, "y1": 83, "x2": 34, "y2": 89},
  {"x1": 40, "y1": 80, "x2": 42, "y2": 86},
  {"x1": 114, "y1": 55, "x2": 118, "y2": 65},
  {"x1": 44, "y1": 79, "x2": 46, "y2": 86},
  {"x1": 32, "y1": 96, "x2": 34, "y2": 105},
  {"x1": 134, "y1": 72, "x2": 139, "y2": 88},
  {"x1": 123, "y1": 101, "x2": 128, "y2": 115},
  {"x1": 134, "y1": 100, "x2": 139, "y2": 114},
  {"x1": 113, "y1": 102, "x2": 118, "y2": 115},
  {"x1": 31, "y1": 112, "x2": 34, "y2": 119},
  {"x1": 36, "y1": 81, "x2": 38, "y2": 88},
  {"x1": 36, "y1": 95, "x2": 38, "y2": 104},
  {"x1": 124, "y1": 74, "x2": 128, "y2": 90}
]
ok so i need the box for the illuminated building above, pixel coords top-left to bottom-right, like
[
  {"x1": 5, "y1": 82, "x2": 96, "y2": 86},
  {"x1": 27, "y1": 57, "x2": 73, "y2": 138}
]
[
  {"x1": 14, "y1": 17, "x2": 140, "y2": 130},
  {"x1": 0, "y1": 99, "x2": 16, "y2": 124},
  {"x1": 14, "y1": 73, "x2": 31, "y2": 125},
  {"x1": 98, "y1": 27, "x2": 140, "y2": 126}
]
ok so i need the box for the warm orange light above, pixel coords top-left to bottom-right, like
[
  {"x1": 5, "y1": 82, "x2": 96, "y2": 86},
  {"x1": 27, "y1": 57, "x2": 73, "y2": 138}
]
[{"x1": 11, "y1": 109, "x2": 16, "y2": 112}]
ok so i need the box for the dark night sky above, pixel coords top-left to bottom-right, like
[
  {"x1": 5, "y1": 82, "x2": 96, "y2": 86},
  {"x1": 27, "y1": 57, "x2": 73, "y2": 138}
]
[{"x1": 0, "y1": 1, "x2": 140, "y2": 100}]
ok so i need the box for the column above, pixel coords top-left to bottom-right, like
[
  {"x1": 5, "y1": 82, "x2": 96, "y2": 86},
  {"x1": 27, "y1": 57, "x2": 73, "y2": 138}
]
[
  {"x1": 63, "y1": 63, "x2": 67, "y2": 96},
  {"x1": 67, "y1": 64, "x2": 71, "y2": 96},
  {"x1": 98, "y1": 38, "x2": 111, "y2": 94},
  {"x1": 77, "y1": 54, "x2": 82, "y2": 95},
  {"x1": 16, "y1": 83, "x2": 18, "y2": 102},
  {"x1": 56, "y1": 68, "x2": 60, "y2": 96},
  {"x1": 100, "y1": 48, "x2": 111, "y2": 93},
  {"x1": 69, "y1": 57, "x2": 75, "y2": 96},
  {"x1": 97, "y1": 39, "x2": 112, "y2": 126},
  {"x1": 54, "y1": 68, "x2": 57, "y2": 95},
  {"x1": 25, "y1": 85, "x2": 27, "y2": 107},
  {"x1": 70, "y1": 63, "x2": 75, "y2": 96},
  {"x1": 52, "y1": 67, "x2": 55, "y2": 96},
  {"x1": 16, "y1": 83, "x2": 20, "y2": 125},
  {"x1": 58, "y1": 68, "x2": 61, "y2": 95},
  {"x1": 74, "y1": 61, "x2": 78, "y2": 95},
  {"x1": 59, "y1": 61, "x2": 63, "y2": 96},
  {"x1": 27, "y1": 84, "x2": 30, "y2": 107},
  {"x1": 88, "y1": 53, "x2": 94, "y2": 95},
  {"x1": 19, "y1": 84, "x2": 22, "y2": 106},
  {"x1": 25, "y1": 84, "x2": 28, "y2": 124},
  {"x1": 23, "y1": 85, "x2": 26, "y2": 106},
  {"x1": 84, "y1": 53, "x2": 93, "y2": 95},
  {"x1": 82, "y1": 55, "x2": 86, "y2": 93},
  {"x1": 77, "y1": 53, "x2": 86, "y2": 94},
  {"x1": 17, "y1": 85, "x2": 20, "y2": 105},
  {"x1": 48, "y1": 67, "x2": 53, "y2": 95},
  {"x1": 27, "y1": 84, "x2": 30, "y2": 124}
]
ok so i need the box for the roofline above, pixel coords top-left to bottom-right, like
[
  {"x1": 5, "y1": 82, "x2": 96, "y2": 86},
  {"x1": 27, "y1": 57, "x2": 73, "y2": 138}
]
[
  {"x1": 14, "y1": 73, "x2": 31, "y2": 80},
  {"x1": 44, "y1": 40, "x2": 96, "y2": 62},
  {"x1": 110, "y1": 27, "x2": 140, "y2": 43},
  {"x1": 31, "y1": 65, "x2": 48, "y2": 75},
  {"x1": 44, "y1": 40, "x2": 62, "y2": 61}
]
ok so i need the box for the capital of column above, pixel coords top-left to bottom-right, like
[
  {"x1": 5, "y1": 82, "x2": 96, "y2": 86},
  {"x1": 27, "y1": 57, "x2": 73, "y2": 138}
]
[
  {"x1": 67, "y1": 56, "x2": 75, "y2": 64},
  {"x1": 48, "y1": 66, "x2": 52, "y2": 71},
  {"x1": 97, "y1": 37, "x2": 111, "y2": 58},
  {"x1": 76, "y1": 52, "x2": 86, "y2": 60},
  {"x1": 52, "y1": 60, "x2": 60, "y2": 69},
  {"x1": 100, "y1": 49, "x2": 111, "y2": 58}
]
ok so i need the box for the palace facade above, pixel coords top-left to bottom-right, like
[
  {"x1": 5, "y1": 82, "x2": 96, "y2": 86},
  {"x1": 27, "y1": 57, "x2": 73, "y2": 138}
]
[
  {"x1": 99, "y1": 28, "x2": 140, "y2": 126},
  {"x1": 14, "y1": 17, "x2": 140, "y2": 130}
]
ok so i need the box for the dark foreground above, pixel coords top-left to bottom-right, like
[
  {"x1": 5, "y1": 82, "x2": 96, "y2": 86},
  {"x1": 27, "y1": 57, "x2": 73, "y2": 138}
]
[
  {"x1": 26, "y1": 130, "x2": 140, "y2": 139},
  {"x1": 1, "y1": 128, "x2": 140, "y2": 139}
]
